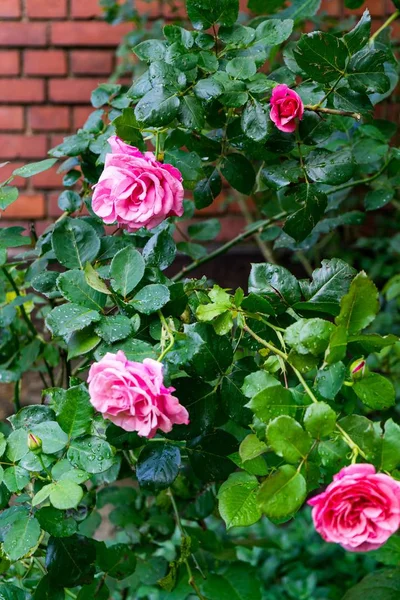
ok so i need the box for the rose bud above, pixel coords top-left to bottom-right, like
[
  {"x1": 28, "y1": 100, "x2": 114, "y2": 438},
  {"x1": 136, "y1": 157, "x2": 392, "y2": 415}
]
[
  {"x1": 350, "y1": 358, "x2": 368, "y2": 380},
  {"x1": 27, "y1": 433, "x2": 42, "y2": 453}
]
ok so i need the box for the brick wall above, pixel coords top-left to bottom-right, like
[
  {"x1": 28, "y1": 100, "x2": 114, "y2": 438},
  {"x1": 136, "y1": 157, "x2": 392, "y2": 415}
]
[{"x1": 0, "y1": 0, "x2": 398, "y2": 240}]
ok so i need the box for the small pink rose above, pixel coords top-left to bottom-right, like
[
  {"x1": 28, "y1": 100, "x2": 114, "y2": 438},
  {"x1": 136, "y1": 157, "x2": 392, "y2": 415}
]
[
  {"x1": 309, "y1": 464, "x2": 400, "y2": 552},
  {"x1": 270, "y1": 84, "x2": 304, "y2": 133},
  {"x1": 87, "y1": 351, "x2": 189, "y2": 439},
  {"x1": 92, "y1": 136, "x2": 184, "y2": 232}
]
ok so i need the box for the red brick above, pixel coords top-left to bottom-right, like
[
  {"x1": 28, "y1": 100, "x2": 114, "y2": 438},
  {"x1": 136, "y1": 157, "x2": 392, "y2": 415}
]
[
  {"x1": 0, "y1": 162, "x2": 27, "y2": 188},
  {"x1": 320, "y1": 0, "x2": 341, "y2": 16},
  {"x1": 30, "y1": 106, "x2": 70, "y2": 131},
  {"x1": 72, "y1": 106, "x2": 94, "y2": 129},
  {"x1": 32, "y1": 166, "x2": 63, "y2": 188},
  {"x1": 163, "y1": 0, "x2": 186, "y2": 19},
  {"x1": 49, "y1": 78, "x2": 103, "y2": 103},
  {"x1": 0, "y1": 135, "x2": 47, "y2": 159},
  {"x1": 135, "y1": 0, "x2": 164, "y2": 17},
  {"x1": 0, "y1": 0, "x2": 21, "y2": 18},
  {"x1": 26, "y1": 0, "x2": 67, "y2": 18},
  {"x1": 0, "y1": 79, "x2": 44, "y2": 104},
  {"x1": 0, "y1": 107, "x2": 24, "y2": 131},
  {"x1": 70, "y1": 50, "x2": 114, "y2": 75},
  {"x1": 70, "y1": 0, "x2": 103, "y2": 18},
  {"x1": 344, "y1": 0, "x2": 385, "y2": 16},
  {"x1": 0, "y1": 51, "x2": 19, "y2": 75},
  {"x1": 51, "y1": 22, "x2": 132, "y2": 46},
  {"x1": 24, "y1": 50, "x2": 67, "y2": 76},
  {"x1": 48, "y1": 191, "x2": 63, "y2": 218},
  {"x1": 2, "y1": 193, "x2": 45, "y2": 219},
  {"x1": 0, "y1": 23, "x2": 47, "y2": 47},
  {"x1": 48, "y1": 134, "x2": 65, "y2": 150}
]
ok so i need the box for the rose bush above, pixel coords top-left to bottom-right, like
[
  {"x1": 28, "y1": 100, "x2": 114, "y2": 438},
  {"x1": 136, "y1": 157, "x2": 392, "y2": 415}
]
[{"x1": 0, "y1": 0, "x2": 399, "y2": 598}]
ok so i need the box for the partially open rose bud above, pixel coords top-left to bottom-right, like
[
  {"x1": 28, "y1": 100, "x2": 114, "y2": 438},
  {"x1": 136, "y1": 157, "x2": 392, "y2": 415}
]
[
  {"x1": 350, "y1": 358, "x2": 368, "y2": 380},
  {"x1": 27, "y1": 433, "x2": 42, "y2": 453}
]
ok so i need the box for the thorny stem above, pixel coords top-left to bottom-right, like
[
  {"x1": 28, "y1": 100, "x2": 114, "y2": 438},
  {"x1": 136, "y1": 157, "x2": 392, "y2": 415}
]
[
  {"x1": 370, "y1": 10, "x2": 400, "y2": 43},
  {"x1": 168, "y1": 489, "x2": 206, "y2": 600},
  {"x1": 172, "y1": 212, "x2": 287, "y2": 281},
  {"x1": 305, "y1": 105, "x2": 361, "y2": 121},
  {"x1": 312, "y1": 74, "x2": 344, "y2": 109}
]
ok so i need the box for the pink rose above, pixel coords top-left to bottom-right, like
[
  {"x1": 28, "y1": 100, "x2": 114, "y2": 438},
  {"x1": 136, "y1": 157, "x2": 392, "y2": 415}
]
[
  {"x1": 309, "y1": 464, "x2": 400, "y2": 552},
  {"x1": 87, "y1": 351, "x2": 189, "y2": 439},
  {"x1": 92, "y1": 136, "x2": 184, "y2": 231},
  {"x1": 270, "y1": 84, "x2": 304, "y2": 133}
]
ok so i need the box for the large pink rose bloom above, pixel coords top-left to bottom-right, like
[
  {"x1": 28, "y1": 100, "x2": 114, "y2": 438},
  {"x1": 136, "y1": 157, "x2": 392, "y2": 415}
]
[
  {"x1": 270, "y1": 84, "x2": 304, "y2": 133},
  {"x1": 92, "y1": 136, "x2": 184, "y2": 231},
  {"x1": 309, "y1": 464, "x2": 400, "y2": 552},
  {"x1": 87, "y1": 351, "x2": 189, "y2": 439}
]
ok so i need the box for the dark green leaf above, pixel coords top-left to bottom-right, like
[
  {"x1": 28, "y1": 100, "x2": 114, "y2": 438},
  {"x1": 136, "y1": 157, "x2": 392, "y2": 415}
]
[
  {"x1": 137, "y1": 443, "x2": 181, "y2": 491},
  {"x1": 257, "y1": 465, "x2": 306, "y2": 520},
  {"x1": 294, "y1": 32, "x2": 349, "y2": 82},
  {"x1": 110, "y1": 247, "x2": 145, "y2": 296},
  {"x1": 46, "y1": 535, "x2": 96, "y2": 587},
  {"x1": 187, "y1": 0, "x2": 239, "y2": 30},
  {"x1": 220, "y1": 153, "x2": 256, "y2": 194},
  {"x1": 52, "y1": 217, "x2": 100, "y2": 269}
]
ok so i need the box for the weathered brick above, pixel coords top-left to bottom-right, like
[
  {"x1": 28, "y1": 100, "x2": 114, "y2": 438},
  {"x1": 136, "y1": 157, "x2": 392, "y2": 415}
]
[
  {"x1": 72, "y1": 106, "x2": 94, "y2": 129},
  {"x1": 24, "y1": 50, "x2": 67, "y2": 76},
  {"x1": 320, "y1": 0, "x2": 341, "y2": 16},
  {"x1": 49, "y1": 78, "x2": 103, "y2": 103},
  {"x1": 0, "y1": 51, "x2": 20, "y2": 75},
  {"x1": 0, "y1": 107, "x2": 24, "y2": 131},
  {"x1": 26, "y1": 0, "x2": 67, "y2": 18},
  {"x1": 2, "y1": 193, "x2": 45, "y2": 219},
  {"x1": 0, "y1": 134, "x2": 47, "y2": 159},
  {"x1": 51, "y1": 22, "x2": 132, "y2": 46},
  {"x1": 70, "y1": 50, "x2": 114, "y2": 75},
  {"x1": 0, "y1": 23, "x2": 47, "y2": 47},
  {"x1": 0, "y1": 79, "x2": 45, "y2": 104},
  {"x1": 32, "y1": 166, "x2": 63, "y2": 188},
  {"x1": 0, "y1": 0, "x2": 21, "y2": 18},
  {"x1": 30, "y1": 106, "x2": 70, "y2": 131}
]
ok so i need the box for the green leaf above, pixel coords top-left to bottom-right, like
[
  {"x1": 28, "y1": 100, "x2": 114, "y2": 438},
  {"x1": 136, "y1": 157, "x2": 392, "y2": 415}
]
[
  {"x1": 94, "y1": 315, "x2": 132, "y2": 344},
  {"x1": 56, "y1": 384, "x2": 94, "y2": 438},
  {"x1": 50, "y1": 480, "x2": 83, "y2": 510},
  {"x1": 96, "y1": 543, "x2": 137, "y2": 580},
  {"x1": 379, "y1": 419, "x2": 400, "y2": 473},
  {"x1": 248, "y1": 263, "x2": 301, "y2": 314},
  {"x1": 3, "y1": 467, "x2": 29, "y2": 493},
  {"x1": 296, "y1": 258, "x2": 356, "y2": 316},
  {"x1": 305, "y1": 149, "x2": 354, "y2": 185},
  {"x1": 136, "y1": 444, "x2": 181, "y2": 491},
  {"x1": 36, "y1": 506, "x2": 77, "y2": 538},
  {"x1": 164, "y1": 148, "x2": 204, "y2": 189},
  {"x1": 110, "y1": 247, "x2": 145, "y2": 297},
  {"x1": 226, "y1": 57, "x2": 257, "y2": 80},
  {"x1": 0, "y1": 584, "x2": 28, "y2": 600},
  {"x1": 201, "y1": 563, "x2": 262, "y2": 600},
  {"x1": 343, "y1": 9, "x2": 371, "y2": 54},
  {"x1": 335, "y1": 271, "x2": 379, "y2": 335},
  {"x1": 184, "y1": 322, "x2": 233, "y2": 380},
  {"x1": 84, "y1": 262, "x2": 111, "y2": 296},
  {"x1": 113, "y1": 108, "x2": 145, "y2": 151},
  {"x1": 135, "y1": 87, "x2": 180, "y2": 127},
  {"x1": 57, "y1": 270, "x2": 107, "y2": 311},
  {"x1": 347, "y1": 47, "x2": 390, "y2": 95},
  {"x1": 179, "y1": 95, "x2": 205, "y2": 131},
  {"x1": 67, "y1": 327, "x2": 101, "y2": 360},
  {"x1": 294, "y1": 32, "x2": 349, "y2": 82},
  {"x1": 334, "y1": 85, "x2": 373, "y2": 116},
  {"x1": 58, "y1": 190, "x2": 82, "y2": 213},
  {"x1": 91, "y1": 83, "x2": 121, "y2": 108},
  {"x1": 5, "y1": 430, "x2": 29, "y2": 462},
  {"x1": 342, "y1": 569, "x2": 400, "y2": 600},
  {"x1": 67, "y1": 437, "x2": 115, "y2": 474},
  {"x1": 365, "y1": 188, "x2": 394, "y2": 211},
  {"x1": 218, "y1": 472, "x2": 261, "y2": 529},
  {"x1": 246, "y1": 382, "x2": 297, "y2": 424},
  {"x1": 194, "y1": 167, "x2": 222, "y2": 209},
  {"x1": 267, "y1": 416, "x2": 312, "y2": 463},
  {"x1": 13, "y1": 158, "x2": 57, "y2": 178},
  {"x1": 353, "y1": 373, "x2": 396, "y2": 410},
  {"x1": 0, "y1": 187, "x2": 18, "y2": 211},
  {"x1": 188, "y1": 218, "x2": 221, "y2": 241},
  {"x1": 314, "y1": 362, "x2": 346, "y2": 400},
  {"x1": 187, "y1": 0, "x2": 239, "y2": 30},
  {"x1": 220, "y1": 153, "x2": 256, "y2": 194},
  {"x1": 283, "y1": 183, "x2": 327, "y2": 241},
  {"x1": 304, "y1": 402, "x2": 337, "y2": 438},
  {"x1": 45, "y1": 535, "x2": 96, "y2": 587},
  {"x1": 142, "y1": 228, "x2": 176, "y2": 270},
  {"x1": 193, "y1": 78, "x2": 224, "y2": 102},
  {"x1": 46, "y1": 303, "x2": 101, "y2": 338},
  {"x1": 348, "y1": 333, "x2": 398, "y2": 354},
  {"x1": 0, "y1": 226, "x2": 29, "y2": 249},
  {"x1": 33, "y1": 575, "x2": 65, "y2": 600},
  {"x1": 257, "y1": 465, "x2": 306, "y2": 520},
  {"x1": 133, "y1": 39, "x2": 166, "y2": 62},
  {"x1": 284, "y1": 318, "x2": 334, "y2": 356},
  {"x1": 0, "y1": 508, "x2": 41, "y2": 561},
  {"x1": 31, "y1": 422, "x2": 68, "y2": 454},
  {"x1": 239, "y1": 434, "x2": 268, "y2": 462},
  {"x1": 339, "y1": 415, "x2": 380, "y2": 462},
  {"x1": 241, "y1": 98, "x2": 268, "y2": 142},
  {"x1": 188, "y1": 431, "x2": 237, "y2": 482},
  {"x1": 254, "y1": 18, "x2": 293, "y2": 46},
  {"x1": 278, "y1": 0, "x2": 321, "y2": 21},
  {"x1": 52, "y1": 217, "x2": 100, "y2": 269},
  {"x1": 131, "y1": 284, "x2": 170, "y2": 315},
  {"x1": 219, "y1": 24, "x2": 255, "y2": 46}
]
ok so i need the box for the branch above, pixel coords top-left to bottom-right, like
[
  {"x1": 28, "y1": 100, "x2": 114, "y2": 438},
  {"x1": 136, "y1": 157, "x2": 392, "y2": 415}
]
[
  {"x1": 370, "y1": 10, "x2": 400, "y2": 43},
  {"x1": 305, "y1": 105, "x2": 361, "y2": 121}
]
